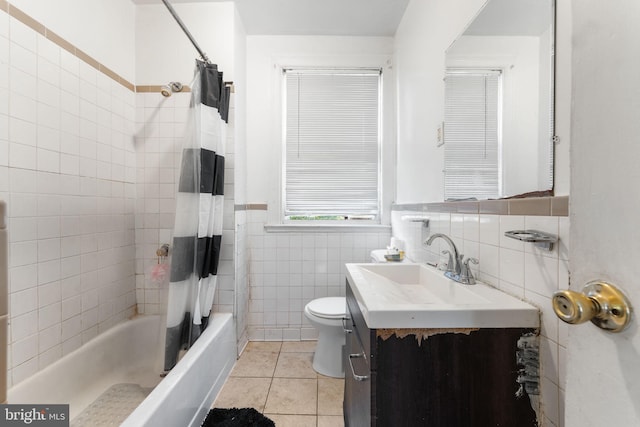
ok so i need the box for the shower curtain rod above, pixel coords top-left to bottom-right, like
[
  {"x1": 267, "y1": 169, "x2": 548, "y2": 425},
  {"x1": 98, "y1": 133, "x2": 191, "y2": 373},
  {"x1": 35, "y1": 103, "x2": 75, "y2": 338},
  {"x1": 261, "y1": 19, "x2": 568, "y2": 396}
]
[{"x1": 161, "y1": 0, "x2": 211, "y2": 64}]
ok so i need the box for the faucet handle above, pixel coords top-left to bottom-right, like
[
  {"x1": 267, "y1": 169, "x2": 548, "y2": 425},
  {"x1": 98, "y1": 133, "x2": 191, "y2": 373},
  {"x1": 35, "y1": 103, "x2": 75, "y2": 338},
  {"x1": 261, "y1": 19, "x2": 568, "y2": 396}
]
[
  {"x1": 464, "y1": 257, "x2": 479, "y2": 267},
  {"x1": 441, "y1": 250, "x2": 455, "y2": 273},
  {"x1": 460, "y1": 257, "x2": 479, "y2": 285}
]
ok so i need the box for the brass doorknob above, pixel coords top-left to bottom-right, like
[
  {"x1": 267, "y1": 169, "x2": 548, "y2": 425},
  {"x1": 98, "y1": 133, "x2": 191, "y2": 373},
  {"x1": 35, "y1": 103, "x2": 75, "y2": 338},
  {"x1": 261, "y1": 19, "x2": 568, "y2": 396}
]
[
  {"x1": 552, "y1": 290, "x2": 597, "y2": 324},
  {"x1": 552, "y1": 281, "x2": 632, "y2": 332}
]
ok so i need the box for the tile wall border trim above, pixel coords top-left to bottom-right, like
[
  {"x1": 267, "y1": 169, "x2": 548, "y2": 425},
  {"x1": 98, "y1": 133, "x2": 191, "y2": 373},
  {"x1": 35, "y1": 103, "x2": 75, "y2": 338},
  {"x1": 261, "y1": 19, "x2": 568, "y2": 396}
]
[
  {"x1": 3, "y1": 2, "x2": 136, "y2": 91},
  {"x1": 392, "y1": 196, "x2": 569, "y2": 217},
  {"x1": 136, "y1": 85, "x2": 192, "y2": 93},
  {"x1": 235, "y1": 204, "x2": 268, "y2": 211},
  {"x1": 2, "y1": 2, "x2": 192, "y2": 95}
]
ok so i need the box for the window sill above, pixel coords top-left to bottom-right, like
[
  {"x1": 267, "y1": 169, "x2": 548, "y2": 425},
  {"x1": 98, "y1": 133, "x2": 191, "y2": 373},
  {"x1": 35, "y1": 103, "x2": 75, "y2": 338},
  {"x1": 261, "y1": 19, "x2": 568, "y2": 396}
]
[{"x1": 264, "y1": 223, "x2": 391, "y2": 233}]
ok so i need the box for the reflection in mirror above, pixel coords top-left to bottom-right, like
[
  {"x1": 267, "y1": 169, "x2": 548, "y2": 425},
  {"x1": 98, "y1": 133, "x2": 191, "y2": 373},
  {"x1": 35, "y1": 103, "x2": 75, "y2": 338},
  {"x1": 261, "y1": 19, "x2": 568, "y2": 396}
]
[{"x1": 444, "y1": 0, "x2": 555, "y2": 200}]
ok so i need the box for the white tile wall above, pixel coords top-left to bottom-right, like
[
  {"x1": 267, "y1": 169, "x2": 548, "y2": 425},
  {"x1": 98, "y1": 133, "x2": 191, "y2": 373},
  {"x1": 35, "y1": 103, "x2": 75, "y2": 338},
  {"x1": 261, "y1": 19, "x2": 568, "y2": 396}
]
[
  {"x1": 392, "y1": 209, "x2": 569, "y2": 427},
  {"x1": 246, "y1": 213, "x2": 391, "y2": 340},
  {"x1": 1, "y1": 15, "x2": 137, "y2": 386},
  {"x1": 134, "y1": 93, "x2": 236, "y2": 320},
  {"x1": 235, "y1": 210, "x2": 248, "y2": 355}
]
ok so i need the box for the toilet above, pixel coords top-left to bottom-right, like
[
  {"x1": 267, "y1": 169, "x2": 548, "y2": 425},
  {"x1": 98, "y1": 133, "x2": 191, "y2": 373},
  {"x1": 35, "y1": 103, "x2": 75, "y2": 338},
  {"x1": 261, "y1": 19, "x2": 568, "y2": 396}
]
[
  {"x1": 305, "y1": 250, "x2": 404, "y2": 378},
  {"x1": 304, "y1": 297, "x2": 346, "y2": 378}
]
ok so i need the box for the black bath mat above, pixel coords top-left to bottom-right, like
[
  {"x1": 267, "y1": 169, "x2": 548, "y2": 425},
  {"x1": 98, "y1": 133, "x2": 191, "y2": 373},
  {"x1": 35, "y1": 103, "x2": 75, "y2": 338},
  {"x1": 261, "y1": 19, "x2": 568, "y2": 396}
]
[{"x1": 202, "y1": 408, "x2": 275, "y2": 427}]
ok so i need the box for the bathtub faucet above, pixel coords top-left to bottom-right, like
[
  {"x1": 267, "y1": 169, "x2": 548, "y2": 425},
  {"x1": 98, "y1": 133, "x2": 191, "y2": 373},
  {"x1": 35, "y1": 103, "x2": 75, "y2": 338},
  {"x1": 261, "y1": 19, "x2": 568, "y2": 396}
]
[{"x1": 425, "y1": 233, "x2": 478, "y2": 285}]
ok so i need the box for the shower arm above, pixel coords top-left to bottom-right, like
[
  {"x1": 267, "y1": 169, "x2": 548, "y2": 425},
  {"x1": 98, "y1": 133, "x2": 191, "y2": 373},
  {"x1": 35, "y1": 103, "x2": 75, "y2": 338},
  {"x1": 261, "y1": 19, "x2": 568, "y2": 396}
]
[{"x1": 161, "y1": 0, "x2": 211, "y2": 64}]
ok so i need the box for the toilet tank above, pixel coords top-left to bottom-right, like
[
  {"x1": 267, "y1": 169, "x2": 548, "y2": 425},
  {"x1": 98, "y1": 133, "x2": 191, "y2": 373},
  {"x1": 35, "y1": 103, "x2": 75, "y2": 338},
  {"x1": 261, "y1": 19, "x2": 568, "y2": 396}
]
[{"x1": 370, "y1": 249, "x2": 387, "y2": 263}]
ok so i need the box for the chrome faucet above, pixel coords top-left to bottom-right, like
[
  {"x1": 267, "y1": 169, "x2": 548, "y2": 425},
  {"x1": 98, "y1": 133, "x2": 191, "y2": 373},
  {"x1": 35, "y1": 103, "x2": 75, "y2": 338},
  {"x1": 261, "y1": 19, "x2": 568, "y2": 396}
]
[
  {"x1": 426, "y1": 233, "x2": 461, "y2": 275},
  {"x1": 425, "y1": 233, "x2": 478, "y2": 285}
]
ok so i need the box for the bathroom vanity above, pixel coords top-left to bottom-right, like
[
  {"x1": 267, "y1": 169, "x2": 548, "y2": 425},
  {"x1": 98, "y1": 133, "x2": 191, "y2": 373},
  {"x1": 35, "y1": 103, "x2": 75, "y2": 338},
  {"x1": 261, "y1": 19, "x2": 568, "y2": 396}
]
[{"x1": 343, "y1": 263, "x2": 540, "y2": 426}]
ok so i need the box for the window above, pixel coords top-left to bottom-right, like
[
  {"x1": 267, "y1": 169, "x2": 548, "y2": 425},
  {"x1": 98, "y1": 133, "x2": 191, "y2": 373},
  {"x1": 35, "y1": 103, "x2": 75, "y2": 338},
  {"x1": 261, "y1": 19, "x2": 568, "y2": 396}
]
[
  {"x1": 283, "y1": 69, "x2": 381, "y2": 221},
  {"x1": 444, "y1": 70, "x2": 502, "y2": 200}
]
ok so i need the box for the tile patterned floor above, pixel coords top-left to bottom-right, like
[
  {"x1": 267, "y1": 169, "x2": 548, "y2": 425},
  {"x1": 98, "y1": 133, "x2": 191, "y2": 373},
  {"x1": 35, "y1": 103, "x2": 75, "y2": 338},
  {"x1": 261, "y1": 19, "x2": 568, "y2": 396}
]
[{"x1": 213, "y1": 341, "x2": 345, "y2": 427}]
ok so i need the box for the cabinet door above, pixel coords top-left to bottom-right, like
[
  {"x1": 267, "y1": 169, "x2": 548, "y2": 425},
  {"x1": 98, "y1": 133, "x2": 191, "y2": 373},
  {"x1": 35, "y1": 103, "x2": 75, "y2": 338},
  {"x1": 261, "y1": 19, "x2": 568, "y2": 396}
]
[
  {"x1": 345, "y1": 281, "x2": 373, "y2": 427},
  {"x1": 344, "y1": 310, "x2": 371, "y2": 427}
]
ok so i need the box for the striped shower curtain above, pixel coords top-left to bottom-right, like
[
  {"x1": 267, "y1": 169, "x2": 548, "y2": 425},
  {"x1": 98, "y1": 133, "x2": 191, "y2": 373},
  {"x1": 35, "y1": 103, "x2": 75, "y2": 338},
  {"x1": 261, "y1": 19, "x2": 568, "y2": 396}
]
[{"x1": 165, "y1": 60, "x2": 230, "y2": 371}]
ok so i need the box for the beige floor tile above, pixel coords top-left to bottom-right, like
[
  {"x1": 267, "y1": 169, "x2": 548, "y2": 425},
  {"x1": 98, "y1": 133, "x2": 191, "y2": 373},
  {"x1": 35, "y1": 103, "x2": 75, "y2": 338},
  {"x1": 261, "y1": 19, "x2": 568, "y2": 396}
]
[
  {"x1": 318, "y1": 415, "x2": 345, "y2": 427},
  {"x1": 266, "y1": 414, "x2": 317, "y2": 427},
  {"x1": 318, "y1": 378, "x2": 344, "y2": 416},
  {"x1": 231, "y1": 350, "x2": 279, "y2": 378},
  {"x1": 245, "y1": 341, "x2": 283, "y2": 352},
  {"x1": 264, "y1": 378, "x2": 318, "y2": 415},
  {"x1": 274, "y1": 352, "x2": 317, "y2": 378},
  {"x1": 281, "y1": 341, "x2": 317, "y2": 353},
  {"x1": 213, "y1": 377, "x2": 272, "y2": 412}
]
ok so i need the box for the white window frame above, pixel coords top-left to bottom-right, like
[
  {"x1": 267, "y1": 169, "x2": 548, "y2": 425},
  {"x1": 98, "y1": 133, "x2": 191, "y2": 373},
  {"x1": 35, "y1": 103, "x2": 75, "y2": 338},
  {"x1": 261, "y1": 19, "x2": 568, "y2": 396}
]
[
  {"x1": 444, "y1": 68, "x2": 504, "y2": 200},
  {"x1": 281, "y1": 67, "x2": 383, "y2": 224}
]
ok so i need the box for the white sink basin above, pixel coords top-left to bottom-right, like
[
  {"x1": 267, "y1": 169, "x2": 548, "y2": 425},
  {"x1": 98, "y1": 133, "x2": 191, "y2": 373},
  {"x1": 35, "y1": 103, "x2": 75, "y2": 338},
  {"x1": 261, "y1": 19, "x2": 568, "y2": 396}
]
[
  {"x1": 346, "y1": 263, "x2": 539, "y2": 329},
  {"x1": 358, "y1": 264, "x2": 487, "y2": 305}
]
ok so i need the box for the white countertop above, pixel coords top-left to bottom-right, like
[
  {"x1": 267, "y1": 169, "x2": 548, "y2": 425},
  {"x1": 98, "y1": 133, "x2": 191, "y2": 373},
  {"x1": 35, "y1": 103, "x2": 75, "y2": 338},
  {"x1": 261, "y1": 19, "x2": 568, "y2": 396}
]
[{"x1": 346, "y1": 263, "x2": 539, "y2": 329}]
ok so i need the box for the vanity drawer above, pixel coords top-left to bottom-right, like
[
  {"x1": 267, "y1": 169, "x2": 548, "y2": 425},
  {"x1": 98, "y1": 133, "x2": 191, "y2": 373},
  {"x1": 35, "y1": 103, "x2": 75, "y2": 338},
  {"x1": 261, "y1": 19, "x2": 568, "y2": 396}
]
[
  {"x1": 346, "y1": 281, "x2": 376, "y2": 371},
  {"x1": 344, "y1": 280, "x2": 373, "y2": 427}
]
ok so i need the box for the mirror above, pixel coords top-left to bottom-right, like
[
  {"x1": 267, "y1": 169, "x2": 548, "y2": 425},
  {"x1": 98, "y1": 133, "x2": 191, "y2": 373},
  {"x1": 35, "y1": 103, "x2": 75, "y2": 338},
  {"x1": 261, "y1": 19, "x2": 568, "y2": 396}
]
[{"x1": 444, "y1": 0, "x2": 555, "y2": 200}]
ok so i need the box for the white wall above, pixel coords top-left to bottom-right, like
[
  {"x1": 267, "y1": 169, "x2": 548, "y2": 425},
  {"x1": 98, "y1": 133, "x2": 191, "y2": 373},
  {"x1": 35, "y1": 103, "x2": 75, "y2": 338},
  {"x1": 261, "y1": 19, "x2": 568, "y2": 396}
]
[
  {"x1": 242, "y1": 35, "x2": 395, "y2": 339},
  {"x1": 394, "y1": 0, "x2": 484, "y2": 203},
  {"x1": 8, "y1": 0, "x2": 136, "y2": 82},
  {"x1": 567, "y1": 1, "x2": 640, "y2": 425},
  {"x1": 133, "y1": 3, "x2": 240, "y2": 315},
  {"x1": 246, "y1": 213, "x2": 391, "y2": 341},
  {"x1": 0, "y1": 5, "x2": 137, "y2": 385},
  {"x1": 395, "y1": 0, "x2": 570, "y2": 202},
  {"x1": 232, "y1": 9, "x2": 249, "y2": 353},
  {"x1": 133, "y1": 91, "x2": 190, "y2": 315},
  {"x1": 233, "y1": 9, "x2": 247, "y2": 206},
  {"x1": 1, "y1": 0, "x2": 242, "y2": 387},
  {"x1": 135, "y1": 2, "x2": 235, "y2": 85},
  {"x1": 245, "y1": 35, "x2": 396, "y2": 223},
  {"x1": 133, "y1": 2, "x2": 240, "y2": 316}
]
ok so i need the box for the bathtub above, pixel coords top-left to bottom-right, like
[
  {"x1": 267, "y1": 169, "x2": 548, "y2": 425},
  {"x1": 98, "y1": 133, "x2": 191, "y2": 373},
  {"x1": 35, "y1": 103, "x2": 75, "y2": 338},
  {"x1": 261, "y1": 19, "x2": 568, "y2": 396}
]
[
  {"x1": 123, "y1": 313, "x2": 236, "y2": 427},
  {"x1": 8, "y1": 313, "x2": 236, "y2": 427}
]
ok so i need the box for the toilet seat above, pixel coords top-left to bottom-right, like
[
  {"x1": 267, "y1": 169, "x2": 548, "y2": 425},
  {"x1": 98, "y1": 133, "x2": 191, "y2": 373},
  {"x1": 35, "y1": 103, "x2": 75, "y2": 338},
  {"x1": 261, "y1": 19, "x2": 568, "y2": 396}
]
[{"x1": 306, "y1": 297, "x2": 345, "y2": 319}]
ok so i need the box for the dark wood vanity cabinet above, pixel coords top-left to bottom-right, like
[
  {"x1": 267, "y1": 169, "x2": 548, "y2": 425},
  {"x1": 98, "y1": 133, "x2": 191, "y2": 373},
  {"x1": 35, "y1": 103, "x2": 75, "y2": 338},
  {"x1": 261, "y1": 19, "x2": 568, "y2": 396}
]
[{"x1": 343, "y1": 281, "x2": 539, "y2": 427}]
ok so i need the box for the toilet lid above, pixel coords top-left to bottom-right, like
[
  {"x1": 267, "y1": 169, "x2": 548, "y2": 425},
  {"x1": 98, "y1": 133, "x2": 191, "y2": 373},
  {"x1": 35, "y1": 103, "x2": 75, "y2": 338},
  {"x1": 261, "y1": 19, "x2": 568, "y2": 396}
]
[{"x1": 307, "y1": 297, "x2": 346, "y2": 319}]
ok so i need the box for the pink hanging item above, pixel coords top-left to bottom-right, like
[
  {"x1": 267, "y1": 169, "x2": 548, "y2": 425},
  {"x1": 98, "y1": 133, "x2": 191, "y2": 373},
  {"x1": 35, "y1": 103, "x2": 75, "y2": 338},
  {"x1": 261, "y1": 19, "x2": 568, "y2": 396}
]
[
  {"x1": 150, "y1": 263, "x2": 170, "y2": 285},
  {"x1": 151, "y1": 244, "x2": 170, "y2": 285}
]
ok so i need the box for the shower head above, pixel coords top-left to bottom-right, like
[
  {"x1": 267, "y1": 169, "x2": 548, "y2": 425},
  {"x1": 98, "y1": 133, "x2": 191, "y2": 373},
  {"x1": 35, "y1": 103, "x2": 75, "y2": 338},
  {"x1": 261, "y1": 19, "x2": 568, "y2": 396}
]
[{"x1": 160, "y1": 81, "x2": 184, "y2": 97}]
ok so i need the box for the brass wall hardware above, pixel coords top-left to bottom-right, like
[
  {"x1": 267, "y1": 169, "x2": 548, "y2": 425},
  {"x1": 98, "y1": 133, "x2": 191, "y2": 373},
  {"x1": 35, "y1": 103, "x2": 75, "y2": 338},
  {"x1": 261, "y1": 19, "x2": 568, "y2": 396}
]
[
  {"x1": 552, "y1": 281, "x2": 632, "y2": 332},
  {"x1": 156, "y1": 244, "x2": 169, "y2": 264}
]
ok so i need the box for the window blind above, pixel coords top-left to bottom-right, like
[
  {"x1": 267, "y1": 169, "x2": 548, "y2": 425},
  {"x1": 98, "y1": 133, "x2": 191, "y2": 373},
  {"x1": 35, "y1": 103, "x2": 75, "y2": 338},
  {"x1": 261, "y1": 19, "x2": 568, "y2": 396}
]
[
  {"x1": 444, "y1": 70, "x2": 501, "y2": 200},
  {"x1": 284, "y1": 69, "x2": 380, "y2": 218}
]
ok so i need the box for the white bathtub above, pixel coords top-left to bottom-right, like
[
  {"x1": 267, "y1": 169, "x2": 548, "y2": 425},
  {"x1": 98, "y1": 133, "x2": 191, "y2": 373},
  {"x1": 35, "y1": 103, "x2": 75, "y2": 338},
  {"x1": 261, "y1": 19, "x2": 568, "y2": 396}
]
[
  {"x1": 123, "y1": 312, "x2": 236, "y2": 427},
  {"x1": 8, "y1": 313, "x2": 236, "y2": 427}
]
